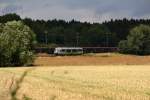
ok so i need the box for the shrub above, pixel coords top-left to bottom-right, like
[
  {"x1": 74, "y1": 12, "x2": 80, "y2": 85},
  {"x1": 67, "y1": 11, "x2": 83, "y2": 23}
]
[
  {"x1": 0, "y1": 21, "x2": 36, "y2": 67},
  {"x1": 119, "y1": 24, "x2": 150, "y2": 55}
]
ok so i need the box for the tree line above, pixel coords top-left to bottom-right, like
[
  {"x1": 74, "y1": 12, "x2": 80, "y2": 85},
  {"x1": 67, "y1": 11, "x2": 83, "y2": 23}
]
[
  {"x1": 0, "y1": 13, "x2": 150, "y2": 67},
  {"x1": 0, "y1": 13, "x2": 150, "y2": 48}
]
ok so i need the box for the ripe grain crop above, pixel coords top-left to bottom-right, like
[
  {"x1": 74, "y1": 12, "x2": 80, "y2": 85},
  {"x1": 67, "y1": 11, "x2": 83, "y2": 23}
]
[{"x1": 0, "y1": 65, "x2": 150, "y2": 100}]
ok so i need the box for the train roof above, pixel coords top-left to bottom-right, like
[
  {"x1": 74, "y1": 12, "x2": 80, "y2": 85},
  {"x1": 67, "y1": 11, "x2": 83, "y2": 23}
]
[{"x1": 55, "y1": 47, "x2": 83, "y2": 50}]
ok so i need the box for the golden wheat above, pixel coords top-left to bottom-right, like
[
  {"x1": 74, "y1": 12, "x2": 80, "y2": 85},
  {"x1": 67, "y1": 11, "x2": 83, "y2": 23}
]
[{"x1": 0, "y1": 65, "x2": 150, "y2": 100}]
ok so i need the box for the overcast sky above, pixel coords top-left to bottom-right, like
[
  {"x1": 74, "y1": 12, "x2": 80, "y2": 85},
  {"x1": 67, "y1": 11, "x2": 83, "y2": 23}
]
[{"x1": 0, "y1": 0, "x2": 150, "y2": 23}]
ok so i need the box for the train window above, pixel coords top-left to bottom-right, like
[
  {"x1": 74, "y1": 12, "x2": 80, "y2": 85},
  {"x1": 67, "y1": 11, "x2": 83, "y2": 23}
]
[
  {"x1": 72, "y1": 49, "x2": 77, "y2": 52},
  {"x1": 61, "y1": 49, "x2": 65, "y2": 52},
  {"x1": 66, "y1": 49, "x2": 71, "y2": 52}
]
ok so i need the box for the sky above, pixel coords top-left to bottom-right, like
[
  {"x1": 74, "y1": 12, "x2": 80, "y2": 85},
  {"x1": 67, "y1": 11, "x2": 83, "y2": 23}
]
[{"x1": 0, "y1": 0, "x2": 150, "y2": 23}]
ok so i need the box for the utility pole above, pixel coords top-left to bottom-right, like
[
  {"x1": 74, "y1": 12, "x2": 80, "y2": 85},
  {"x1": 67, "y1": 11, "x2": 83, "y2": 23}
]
[
  {"x1": 106, "y1": 32, "x2": 109, "y2": 55},
  {"x1": 76, "y1": 32, "x2": 79, "y2": 47},
  {"x1": 45, "y1": 30, "x2": 48, "y2": 45},
  {"x1": 106, "y1": 33, "x2": 109, "y2": 47}
]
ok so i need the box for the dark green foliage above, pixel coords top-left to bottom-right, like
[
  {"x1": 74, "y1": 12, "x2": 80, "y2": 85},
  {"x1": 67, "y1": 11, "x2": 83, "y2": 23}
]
[
  {"x1": 0, "y1": 21, "x2": 36, "y2": 67},
  {"x1": 103, "y1": 18, "x2": 150, "y2": 41},
  {"x1": 22, "y1": 17, "x2": 117, "y2": 47},
  {"x1": 1, "y1": 13, "x2": 150, "y2": 54},
  {"x1": 0, "y1": 13, "x2": 21, "y2": 23},
  {"x1": 22, "y1": 17, "x2": 150, "y2": 48},
  {"x1": 119, "y1": 25, "x2": 150, "y2": 55}
]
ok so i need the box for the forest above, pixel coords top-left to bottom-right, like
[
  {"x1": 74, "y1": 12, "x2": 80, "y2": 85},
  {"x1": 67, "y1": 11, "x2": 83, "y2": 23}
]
[{"x1": 0, "y1": 13, "x2": 150, "y2": 48}]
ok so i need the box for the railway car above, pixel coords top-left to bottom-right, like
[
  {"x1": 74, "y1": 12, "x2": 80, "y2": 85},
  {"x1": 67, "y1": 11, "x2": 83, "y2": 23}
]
[{"x1": 54, "y1": 47, "x2": 83, "y2": 55}]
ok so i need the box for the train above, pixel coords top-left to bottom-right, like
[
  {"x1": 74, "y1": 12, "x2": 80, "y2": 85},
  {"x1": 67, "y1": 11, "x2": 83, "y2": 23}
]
[{"x1": 35, "y1": 47, "x2": 119, "y2": 55}]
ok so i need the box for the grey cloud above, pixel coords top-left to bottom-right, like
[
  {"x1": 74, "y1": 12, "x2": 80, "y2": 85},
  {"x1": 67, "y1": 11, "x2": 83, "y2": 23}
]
[{"x1": 0, "y1": 0, "x2": 150, "y2": 22}]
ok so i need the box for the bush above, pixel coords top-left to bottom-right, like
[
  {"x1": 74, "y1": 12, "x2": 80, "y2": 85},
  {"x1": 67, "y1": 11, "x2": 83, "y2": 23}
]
[
  {"x1": 0, "y1": 21, "x2": 36, "y2": 67},
  {"x1": 119, "y1": 24, "x2": 150, "y2": 55}
]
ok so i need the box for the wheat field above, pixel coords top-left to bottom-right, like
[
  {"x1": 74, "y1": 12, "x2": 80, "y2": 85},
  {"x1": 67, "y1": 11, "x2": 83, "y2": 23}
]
[{"x1": 0, "y1": 65, "x2": 150, "y2": 100}]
